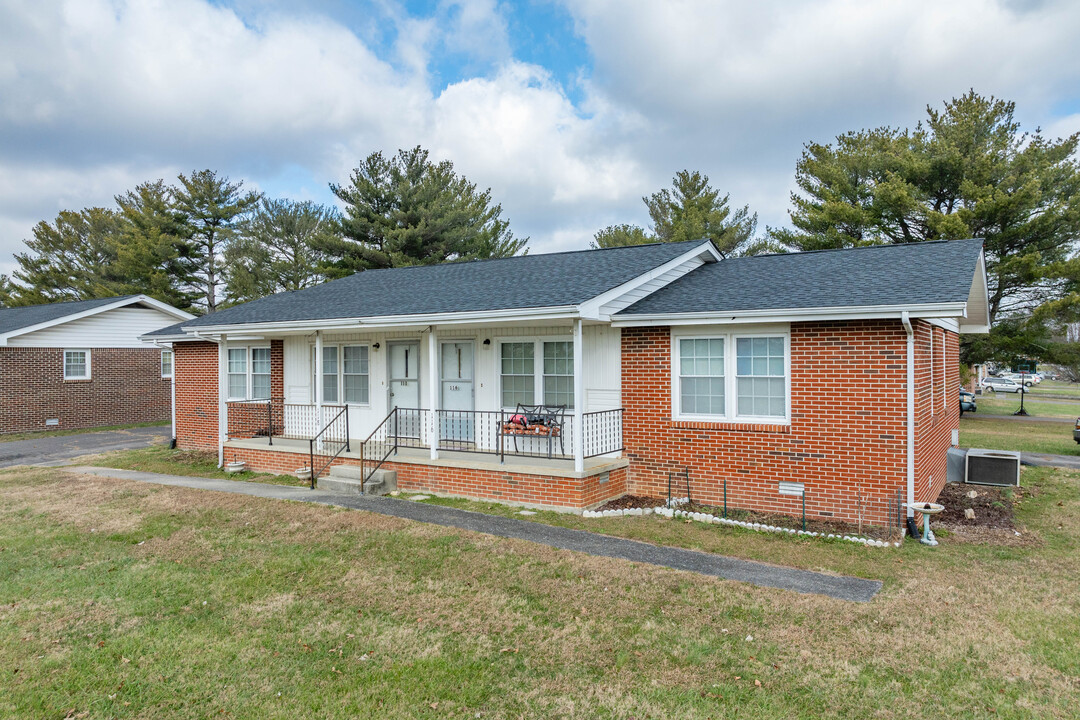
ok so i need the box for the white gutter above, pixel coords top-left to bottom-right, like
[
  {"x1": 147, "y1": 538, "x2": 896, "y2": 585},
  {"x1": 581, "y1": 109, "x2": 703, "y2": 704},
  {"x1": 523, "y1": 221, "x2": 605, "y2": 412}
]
[
  {"x1": 611, "y1": 302, "x2": 969, "y2": 327},
  {"x1": 902, "y1": 311, "x2": 915, "y2": 518}
]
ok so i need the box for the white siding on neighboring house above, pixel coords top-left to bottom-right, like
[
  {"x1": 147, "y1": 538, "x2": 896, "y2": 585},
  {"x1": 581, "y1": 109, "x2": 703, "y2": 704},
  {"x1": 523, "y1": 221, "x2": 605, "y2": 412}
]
[{"x1": 7, "y1": 307, "x2": 184, "y2": 348}]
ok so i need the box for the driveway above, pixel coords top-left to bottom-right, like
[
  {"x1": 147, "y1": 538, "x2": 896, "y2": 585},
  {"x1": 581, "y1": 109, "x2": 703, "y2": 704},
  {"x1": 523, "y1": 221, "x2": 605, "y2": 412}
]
[{"x1": 0, "y1": 425, "x2": 170, "y2": 468}]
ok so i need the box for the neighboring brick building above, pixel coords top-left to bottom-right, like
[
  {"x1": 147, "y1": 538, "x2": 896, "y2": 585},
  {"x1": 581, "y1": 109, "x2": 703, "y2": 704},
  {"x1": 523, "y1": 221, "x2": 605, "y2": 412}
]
[
  {"x1": 148, "y1": 239, "x2": 988, "y2": 530},
  {"x1": 0, "y1": 295, "x2": 193, "y2": 435}
]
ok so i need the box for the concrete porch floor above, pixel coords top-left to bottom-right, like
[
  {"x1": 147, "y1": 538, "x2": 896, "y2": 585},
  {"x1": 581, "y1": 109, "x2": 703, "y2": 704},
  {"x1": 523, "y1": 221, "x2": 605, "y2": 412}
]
[{"x1": 225, "y1": 436, "x2": 628, "y2": 479}]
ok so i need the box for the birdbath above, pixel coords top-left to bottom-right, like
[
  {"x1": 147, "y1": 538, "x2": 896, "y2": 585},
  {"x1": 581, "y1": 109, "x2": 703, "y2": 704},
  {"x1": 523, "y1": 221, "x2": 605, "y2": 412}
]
[{"x1": 904, "y1": 502, "x2": 945, "y2": 547}]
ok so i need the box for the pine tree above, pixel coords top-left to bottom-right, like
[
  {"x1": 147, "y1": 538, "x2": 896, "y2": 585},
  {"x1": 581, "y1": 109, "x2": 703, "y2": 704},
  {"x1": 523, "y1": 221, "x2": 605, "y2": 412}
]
[
  {"x1": 591, "y1": 223, "x2": 653, "y2": 249},
  {"x1": 172, "y1": 170, "x2": 261, "y2": 312},
  {"x1": 225, "y1": 198, "x2": 338, "y2": 302},
  {"x1": 9, "y1": 208, "x2": 125, "y2": 305},
  {"x1": 645, "y1": 170, "x2": 758, "y2": 256},
  {"x1": 322, "y1": 146, "x2": 527, "y2": 276}
]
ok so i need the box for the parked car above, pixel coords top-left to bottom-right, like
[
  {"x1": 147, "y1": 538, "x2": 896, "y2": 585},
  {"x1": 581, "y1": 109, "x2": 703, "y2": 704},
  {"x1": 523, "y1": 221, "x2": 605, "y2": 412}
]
[
  {"x1": 981, "y1": 376, "x2": 1027, "y2": 393},
  {"x1": 1074, "y1": 417, "x2": 1080, "y2": 445},
  {"x1": 959, "y1": 387, "x2": 977, "y2": 414},
  {"x1": 1001, "y1": 373, "x2": 1037, "y2": 387}
]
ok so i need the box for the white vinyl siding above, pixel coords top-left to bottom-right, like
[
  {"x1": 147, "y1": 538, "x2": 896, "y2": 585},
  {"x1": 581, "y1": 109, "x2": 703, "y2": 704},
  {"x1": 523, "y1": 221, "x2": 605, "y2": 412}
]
[
  {"x1": 63, "y1": 349, "x2": 90, "y2": 380},
  {"x1": 161, "y1": 349, "x2": 173, "y2": 378},
  {"x1": 8, "y1": 307, "x2": 187, "y2": 348}
]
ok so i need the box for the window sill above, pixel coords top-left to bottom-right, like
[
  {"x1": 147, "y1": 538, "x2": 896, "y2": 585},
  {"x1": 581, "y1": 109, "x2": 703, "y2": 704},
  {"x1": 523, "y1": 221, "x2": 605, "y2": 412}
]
[
  {"x1": 670, "y1": 419, "x2": 790, "y2": 433},
  {"x1": 63, "y1": 377, "x2": 92, "y2": 383}
]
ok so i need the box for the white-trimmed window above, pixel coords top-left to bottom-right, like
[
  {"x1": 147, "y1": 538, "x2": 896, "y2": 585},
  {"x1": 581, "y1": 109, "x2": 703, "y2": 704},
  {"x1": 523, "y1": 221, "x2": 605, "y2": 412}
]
[
  {"x1": 674, "y1": 330, "x2": 789, "y2": 422},
  {"x1": 63, "y1": 349, "x2": 90, "y2": 380},
  {"x1": 736, "y1": 337, "x2": 786, "y2": 417},
  {"x1": 312, "y1": 345, "x2": 370, "y2": 405},
  {"x1": 227, "y1": 346, "x2": 272, "y2": 400},
  {"x1": 161, "y1": 349, "x2": 174, "y2": 379},
  {"x1": 679, "y1": 338, "x2": 725, "y2": 415},
  {"x1": 499, "y1": 338, "x2": 575, "y2": 409}
]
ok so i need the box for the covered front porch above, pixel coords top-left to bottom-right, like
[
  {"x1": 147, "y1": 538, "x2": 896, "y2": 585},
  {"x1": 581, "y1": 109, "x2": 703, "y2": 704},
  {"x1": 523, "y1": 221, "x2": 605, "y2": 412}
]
[{"x1": 215, "y1": 317, "x2": 625, "y2": 498}]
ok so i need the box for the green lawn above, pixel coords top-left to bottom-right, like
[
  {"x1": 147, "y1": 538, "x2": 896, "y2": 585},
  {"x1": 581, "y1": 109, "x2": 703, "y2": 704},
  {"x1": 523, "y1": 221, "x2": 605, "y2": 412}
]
[
  {"x1": 1031, "y1": 379, "x2": 1080, "y2": 399},
  {"x1": 0, "y1": 421, "x2": 169, "y2": 444},
  {"x1": 2, "y1": 463, "x2": 1079, "y2": 718},
  {"x1": 960, "y1": 416, "x2": 1080, "y2": 456},
  {"x1": 972, "y1": 393, "x2": 1080, "y2": 419},
  {"x1": 86, "y1": 444, "x2": 308, "y2": 487}
]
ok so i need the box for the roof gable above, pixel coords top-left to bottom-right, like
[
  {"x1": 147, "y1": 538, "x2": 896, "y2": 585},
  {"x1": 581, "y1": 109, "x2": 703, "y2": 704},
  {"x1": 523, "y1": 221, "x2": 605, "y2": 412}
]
[
  {"x1": 615, "y1": 239, "x2": 987, "y2": 330},
  {"x1": 0, "y1": 295, "x2": 193, "y2": 344}
]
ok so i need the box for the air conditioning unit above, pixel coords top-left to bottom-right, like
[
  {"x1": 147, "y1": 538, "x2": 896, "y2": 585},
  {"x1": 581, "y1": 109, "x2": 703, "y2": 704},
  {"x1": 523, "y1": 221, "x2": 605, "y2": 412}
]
[{"x1": 964, "y1": 448, "x2": 1021, "y2": 487}]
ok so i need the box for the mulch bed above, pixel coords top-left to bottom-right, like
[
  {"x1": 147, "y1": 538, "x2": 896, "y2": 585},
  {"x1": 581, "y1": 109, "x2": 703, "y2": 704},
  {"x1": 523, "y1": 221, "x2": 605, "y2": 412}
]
[
  {"x1": 935, "y1": 482, "x2": 1028, "y2": 530},
  {"x1": 595, "y1": 495, "x2": 667, "y2": 511}
]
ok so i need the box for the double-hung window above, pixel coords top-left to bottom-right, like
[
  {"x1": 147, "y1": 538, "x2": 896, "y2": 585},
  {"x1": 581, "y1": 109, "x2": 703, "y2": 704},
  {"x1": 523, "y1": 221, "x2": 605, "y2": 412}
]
[
  {"x1": 499, "y1": 338, "x2": 575, "y2": 409},
  {"x1": 227, "y1": 347, "x2": 272, "y2": 400},
  {"x1": 735, "y1": 337, "x2": 786, "y2": 418},
  {"x1": 161, "y1": 349, "x2": 174, "y2": 379},
  {"x1": 675, "y1": 330, "x2": 788, "y2": 422},
  {"x1": 63, "y1": 349, "x2": 90, "y2": 380},
  {"x1": 313, "y1": 345, "x2": 369, "y2": 405}
]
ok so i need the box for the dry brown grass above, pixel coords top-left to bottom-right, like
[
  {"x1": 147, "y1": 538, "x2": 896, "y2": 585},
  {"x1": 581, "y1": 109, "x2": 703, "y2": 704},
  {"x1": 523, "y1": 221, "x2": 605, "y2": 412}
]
[{"x1": 1, "y1": 464, "x2": 1079, "y2": 718}]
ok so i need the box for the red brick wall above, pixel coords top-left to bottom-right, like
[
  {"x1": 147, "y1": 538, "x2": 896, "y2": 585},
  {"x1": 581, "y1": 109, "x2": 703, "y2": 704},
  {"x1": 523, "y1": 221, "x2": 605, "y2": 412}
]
[
  {"x1": 222, "y1": 443, "x2": 627, "y2": 510},
  {"x1": 621, "y1": 321, "x2": 922, "y2": 527},
  {"x1": 914, "y1": 322, "x2": 960, "y2": 506},
  {"x1": 174, "y1": 340, "x2": 285, "y2": 452},
  {"x1": 0, "y1": 347, "x2": 171, "y2": 435}
]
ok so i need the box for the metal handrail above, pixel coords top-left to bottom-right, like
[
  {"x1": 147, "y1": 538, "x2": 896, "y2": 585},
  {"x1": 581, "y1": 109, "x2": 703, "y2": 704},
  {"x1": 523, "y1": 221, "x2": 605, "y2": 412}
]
[
  {"x1": 308, "y1": 406, "x2": 350, "y2": 489},
  {"x1": 356, "y1": 407, "x2": 400, "y2": 491}
]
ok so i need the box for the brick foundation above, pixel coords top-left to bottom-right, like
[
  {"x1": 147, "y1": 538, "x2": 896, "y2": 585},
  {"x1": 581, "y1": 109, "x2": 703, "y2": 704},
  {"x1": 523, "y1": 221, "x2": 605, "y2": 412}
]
[
  {"x1": 222, "y1": 444, "x2": 626, "y2": 510},
  {"x1": 0, "y1": 347, "x2": 171, "y2": 435}
]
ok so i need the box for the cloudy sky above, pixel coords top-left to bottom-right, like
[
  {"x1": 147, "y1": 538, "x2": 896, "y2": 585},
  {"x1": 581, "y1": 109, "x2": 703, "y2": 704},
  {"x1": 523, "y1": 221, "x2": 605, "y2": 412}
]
[{"x1": 3, "y1": 0, "x2": 1080, "y2": 277}]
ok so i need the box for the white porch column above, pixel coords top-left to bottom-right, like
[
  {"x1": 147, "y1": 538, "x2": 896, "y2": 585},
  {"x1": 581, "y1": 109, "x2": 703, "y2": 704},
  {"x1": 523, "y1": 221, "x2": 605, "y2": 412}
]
[
  {"x1": 314, "y1": 330, "x2": 324, "y2": 432},
  {"x1": 217, "y1": 334, "x2": 228, "y2": 468},
  {"x1": 428, "y1": 326, "x2": 439, "y2": 460},
  {"x1": 573, "y1": 318, "x2": 584, "y2": 473}
]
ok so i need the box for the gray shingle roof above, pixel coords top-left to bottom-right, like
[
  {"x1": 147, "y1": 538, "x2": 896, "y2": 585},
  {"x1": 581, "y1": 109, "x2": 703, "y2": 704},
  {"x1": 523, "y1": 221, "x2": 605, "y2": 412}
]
[
  {"x1": 161, "y1": 240, "x2": 709, "y2": 333},
  {"x1": 0, "y1": 295, "x2": 138, "y2": 336},
  {"x1": 616, "y1": 239, "x2": 984, "y2": 316}
]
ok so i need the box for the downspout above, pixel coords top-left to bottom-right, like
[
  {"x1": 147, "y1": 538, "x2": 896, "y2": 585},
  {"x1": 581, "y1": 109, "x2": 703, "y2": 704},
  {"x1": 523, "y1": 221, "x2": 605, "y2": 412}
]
[
  {"x1": 151, "y1": 340, "x2": 176, "y2": 448},
  {"x1": 901, "y1": 312, "x2": 915, "y2": 519}
]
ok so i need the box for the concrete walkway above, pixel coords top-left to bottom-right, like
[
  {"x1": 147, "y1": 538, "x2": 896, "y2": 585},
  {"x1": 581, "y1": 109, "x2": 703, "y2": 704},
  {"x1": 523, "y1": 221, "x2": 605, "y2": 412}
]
[{"x1": 68, "y1": 466, "x2": 882, "y2": 603}]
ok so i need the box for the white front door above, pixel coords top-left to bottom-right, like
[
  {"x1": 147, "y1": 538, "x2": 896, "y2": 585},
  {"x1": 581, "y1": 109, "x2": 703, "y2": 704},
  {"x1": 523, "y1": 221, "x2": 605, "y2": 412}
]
[
  {"x1": 440, "y1": 341, "x2": 474, "y2": 443},
  {"x1": 388, "y1": 342, "x2": 421, "y2": 437}
]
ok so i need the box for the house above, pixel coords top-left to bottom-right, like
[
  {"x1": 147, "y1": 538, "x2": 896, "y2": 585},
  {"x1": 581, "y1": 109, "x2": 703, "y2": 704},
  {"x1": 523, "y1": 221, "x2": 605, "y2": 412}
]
[
  {"x1": 0, "y1": 295, "x2": 194, "y2": 435},
  {"x1": 146, "y1": 238, "x2": 989, "y2": 529}
]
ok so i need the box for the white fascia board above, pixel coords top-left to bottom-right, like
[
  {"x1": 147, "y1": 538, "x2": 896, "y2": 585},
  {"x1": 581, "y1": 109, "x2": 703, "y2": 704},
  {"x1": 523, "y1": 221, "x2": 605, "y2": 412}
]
[
  {"x1": 926, "y1": 317, "x2": 961, "y2": 333},
  {"x1": 1, "y1": 294, "x2": 192, "y2": 344},
  {"x1": 578, "y1": 240, "x2": 720, "y2": 320},
  {"x1": 175, "y1": 305, "x2": 581, "y2": 336},
  {"x1": 610, "y1": 302, "x2": 970, "y2": 327}
]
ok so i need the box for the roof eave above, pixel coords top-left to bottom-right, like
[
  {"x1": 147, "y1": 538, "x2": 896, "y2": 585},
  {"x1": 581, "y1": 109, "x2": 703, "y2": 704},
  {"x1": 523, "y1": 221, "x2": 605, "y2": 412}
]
[{"x1": 610, "y1": 302, "x2": 971, "y2": 327}]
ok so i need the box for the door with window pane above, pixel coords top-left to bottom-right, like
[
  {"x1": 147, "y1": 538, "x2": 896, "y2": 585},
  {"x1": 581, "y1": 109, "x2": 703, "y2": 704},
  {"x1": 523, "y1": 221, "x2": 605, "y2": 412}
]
[
  {"x1": 388, "y1": 342, "x2": 421, "y2": 438},
  {"x1": 440, "y1": 342, "x2": 474, "y2": 444}
]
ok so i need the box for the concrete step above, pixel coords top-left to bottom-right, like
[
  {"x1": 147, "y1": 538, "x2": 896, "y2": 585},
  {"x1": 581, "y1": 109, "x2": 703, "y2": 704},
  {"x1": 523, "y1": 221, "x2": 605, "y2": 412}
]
[
  {"x1": 318, "y1": 467, "x2": 396, "y2": 496},
  {"x1": 328, "y1": 464, "x2": 366, "y2": 480}
]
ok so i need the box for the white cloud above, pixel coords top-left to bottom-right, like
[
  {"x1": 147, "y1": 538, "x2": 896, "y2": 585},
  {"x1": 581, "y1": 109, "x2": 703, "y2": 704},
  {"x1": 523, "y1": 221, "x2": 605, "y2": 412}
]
[{"x1": 2, "y1": 0, "x2": 1080, "y2": 278}]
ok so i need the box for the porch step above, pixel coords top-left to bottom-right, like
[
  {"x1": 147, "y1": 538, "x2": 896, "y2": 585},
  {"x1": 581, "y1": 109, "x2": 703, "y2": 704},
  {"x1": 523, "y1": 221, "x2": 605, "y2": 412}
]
[{"x1": 318, "y1": 466, "x2": 397, "y2": 496}]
